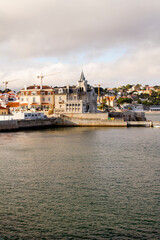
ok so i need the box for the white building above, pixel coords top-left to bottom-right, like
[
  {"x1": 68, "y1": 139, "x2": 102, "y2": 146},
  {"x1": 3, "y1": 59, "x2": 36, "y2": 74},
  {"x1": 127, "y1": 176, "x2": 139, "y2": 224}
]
[
  {"x1": 19, "y1": 85, "x2": 54, "y2": 112},
  {"x1": 0, "y1": 112, "x2": 46, "y2": 121},
  {"x1": 54, "y1": 72, "x2": 97, "y2": 114}
]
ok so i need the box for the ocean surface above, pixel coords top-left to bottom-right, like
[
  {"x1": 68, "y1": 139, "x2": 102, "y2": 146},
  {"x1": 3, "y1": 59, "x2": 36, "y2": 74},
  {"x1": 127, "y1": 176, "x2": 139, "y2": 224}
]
[
  {"x1": 0, "y1": 125, "x2": 160, "y2": 239},
  {"x1": 146, "y1": 112, "x2": 160, "y2": 121}
]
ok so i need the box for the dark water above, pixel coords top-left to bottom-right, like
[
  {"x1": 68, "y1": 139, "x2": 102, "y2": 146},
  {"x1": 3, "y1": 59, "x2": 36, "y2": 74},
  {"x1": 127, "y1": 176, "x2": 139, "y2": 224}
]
[{"x1": 0, "y1": 127, "x2": 160, "y2": 240}]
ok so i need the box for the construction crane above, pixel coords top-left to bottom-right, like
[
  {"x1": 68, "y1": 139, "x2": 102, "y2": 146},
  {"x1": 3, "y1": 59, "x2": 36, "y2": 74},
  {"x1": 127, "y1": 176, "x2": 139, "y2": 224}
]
[
  {"x1": 94, "y1": 84, "x2": 103, "y2": 99},
  {"x1": 3, "y1": 79, "x2": 18, "y2": 93},
  {"x1": 37, "y1": 72, "x2": 59, "y2": 88}
]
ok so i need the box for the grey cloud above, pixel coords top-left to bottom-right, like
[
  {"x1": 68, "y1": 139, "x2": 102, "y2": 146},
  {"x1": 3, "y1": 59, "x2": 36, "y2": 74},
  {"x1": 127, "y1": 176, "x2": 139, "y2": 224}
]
[{"x1": 0, "y1": 0, "x2": 160, "y2": 58}]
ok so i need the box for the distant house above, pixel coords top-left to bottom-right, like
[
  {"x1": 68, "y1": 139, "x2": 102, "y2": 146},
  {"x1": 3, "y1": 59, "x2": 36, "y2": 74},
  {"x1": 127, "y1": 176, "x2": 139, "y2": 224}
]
[
  {"x1": 6, "y1": 102, "x2": 20, "y2": 113},
  {"x1": 54, "y1": 72, "x2": 97, "y2": 114},
  {"x1": 150, "y1": 105, "x2": 160, "y2": 111},
  {"x1": 0, "y1": 106, "x2": 9, "y2": 115},
  {"x1": 104, "y1": 95, "x2": 117, "y2": 107}
]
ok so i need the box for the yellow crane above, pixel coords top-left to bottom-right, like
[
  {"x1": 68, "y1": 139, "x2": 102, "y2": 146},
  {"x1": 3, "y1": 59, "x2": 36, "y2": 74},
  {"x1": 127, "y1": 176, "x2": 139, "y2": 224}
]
[
  {"x1": 37, "y1": 72, "x2": 59, "y2": 88},
  {"x1": 94, "y1": 84, "x2": 103, "y2": 100},
  {"x1": 3, "y1": 79, "x2": 19, "y2": 93}
]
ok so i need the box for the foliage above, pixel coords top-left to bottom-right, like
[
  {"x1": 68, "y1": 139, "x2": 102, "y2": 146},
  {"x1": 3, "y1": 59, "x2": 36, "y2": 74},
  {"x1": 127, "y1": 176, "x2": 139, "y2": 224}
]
[{"x1": 117, "y1": 97, "x2": 133, "y2": 104}]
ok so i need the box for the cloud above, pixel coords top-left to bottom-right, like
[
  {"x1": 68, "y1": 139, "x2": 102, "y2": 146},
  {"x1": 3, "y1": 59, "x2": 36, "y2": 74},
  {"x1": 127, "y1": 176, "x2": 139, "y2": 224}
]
[
  {"x1": 0, "y1": 0, "x2": 160, "y2": 59},
  {"x1": 0, "y1": 0, "x2": 160, "y2": 89},
  {"x1": 1, "y1": 45, "x2": 160, "y2": 90}
]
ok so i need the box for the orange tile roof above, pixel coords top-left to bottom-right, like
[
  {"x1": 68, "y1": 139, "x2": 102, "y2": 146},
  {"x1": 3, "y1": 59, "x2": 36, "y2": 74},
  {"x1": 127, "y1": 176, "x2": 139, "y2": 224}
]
[
  {"x1": 7, "y1": 102, "x2": 20, "y2": 108},
  {"x1": 0, "y1": 106, "x2": 7, "y2": 110},
  {"x1": 20, "y1": 103, "x2": 28, "y2": 106}
]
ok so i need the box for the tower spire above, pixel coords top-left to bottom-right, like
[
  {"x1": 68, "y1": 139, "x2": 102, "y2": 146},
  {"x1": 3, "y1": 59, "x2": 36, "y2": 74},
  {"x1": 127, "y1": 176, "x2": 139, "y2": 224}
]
[{"x1": 80, "y1": 71, "x2": 85, "y2": 81}]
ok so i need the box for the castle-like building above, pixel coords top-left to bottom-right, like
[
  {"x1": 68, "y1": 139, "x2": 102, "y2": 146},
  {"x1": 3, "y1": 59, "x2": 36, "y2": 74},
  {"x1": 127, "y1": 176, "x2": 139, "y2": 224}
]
[{"x1": 54, "y1": 71, "x2": 97, "y2": 114}]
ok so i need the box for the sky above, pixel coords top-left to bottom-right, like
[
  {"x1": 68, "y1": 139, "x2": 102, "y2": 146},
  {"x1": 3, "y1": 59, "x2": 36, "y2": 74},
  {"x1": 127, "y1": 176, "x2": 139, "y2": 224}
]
[{"x1": 0, "y1": 0, "x2": 160, "y2": 90}]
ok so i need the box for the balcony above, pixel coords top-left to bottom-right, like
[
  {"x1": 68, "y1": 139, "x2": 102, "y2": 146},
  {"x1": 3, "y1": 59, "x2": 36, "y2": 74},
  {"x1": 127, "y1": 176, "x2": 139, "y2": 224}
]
[{"x1": 59, "y1": 100, "x2": 64, "y2": 104}]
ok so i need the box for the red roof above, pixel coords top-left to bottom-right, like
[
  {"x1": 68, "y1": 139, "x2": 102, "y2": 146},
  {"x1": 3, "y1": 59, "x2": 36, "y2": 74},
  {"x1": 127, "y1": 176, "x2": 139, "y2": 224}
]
[
  {"x1": 0, "y1": 106, "x2": 7, "y2": 110},
  {"x1": 20, "y1": 103, "x2": 28, "y2": 106},
  {"x1": 7, "y1": 102, "x2": 19, "y2": 108}
]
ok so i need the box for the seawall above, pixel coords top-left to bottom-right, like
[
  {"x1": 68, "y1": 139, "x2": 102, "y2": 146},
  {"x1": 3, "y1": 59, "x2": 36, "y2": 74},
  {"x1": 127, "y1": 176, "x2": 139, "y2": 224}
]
[
  {"x1": 55, "y1": 115, "x2": 127, "y2": 127},
  {"x1": 0, "y1": 115, "x2": 157, "y2": 132},
  {"x1": 0, "y1": 118, "x2": 56, "y2": 131}
]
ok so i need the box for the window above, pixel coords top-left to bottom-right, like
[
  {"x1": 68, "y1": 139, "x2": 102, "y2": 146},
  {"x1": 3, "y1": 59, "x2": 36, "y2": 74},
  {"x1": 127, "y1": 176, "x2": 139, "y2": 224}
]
[
  {"x1": 58, "y1": 88, "x2": 63, "y2": 94},
  {"x1": 21, "y1": 98, "x2": 24, "y2": 101},
  {"x1": 59, "y1": 96, "x2": 62, "y2": 101},
  {"x1": 31, "y1": 92, "x2": 37, "y2": 95},
  {"x1": 48, "y1": 97, "x2": 51, "y2": 101},
  {"x1": 70, "y1": 96, "x2": 73, "y2": 100},
  {"x1": 41, "y1": 92, "x2": 45, "y2": 95},
  {"x1": 33, "y1": 97, "x2": 36, "y2": 103},
  {"x1": 72, "y1": 104, "x2": 74, "y2": 106},
  {"x1": 74, "y1": 96, "x2": 76, "y2": 100},
  {"x1": 21, "y1": 92, "x2": 24, "y2": 95},
  {"x1": 48, "y1": 92, "x2": 51, "y2": 95},
  {"x1": 43, "y1": 97, "x2": 45, "y2": 101}
]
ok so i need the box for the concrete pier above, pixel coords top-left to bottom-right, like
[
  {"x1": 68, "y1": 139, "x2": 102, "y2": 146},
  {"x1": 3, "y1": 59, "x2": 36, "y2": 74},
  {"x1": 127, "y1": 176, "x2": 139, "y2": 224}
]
[{"x1": 0, "y1": 116, "x2": 159, "y2": 132}]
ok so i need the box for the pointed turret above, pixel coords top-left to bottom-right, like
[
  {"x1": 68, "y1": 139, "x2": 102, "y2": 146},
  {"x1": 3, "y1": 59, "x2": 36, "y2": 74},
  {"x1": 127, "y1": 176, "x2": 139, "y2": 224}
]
[{"x1": 80, "y1": 71, "x2": 85, "y2": 82}]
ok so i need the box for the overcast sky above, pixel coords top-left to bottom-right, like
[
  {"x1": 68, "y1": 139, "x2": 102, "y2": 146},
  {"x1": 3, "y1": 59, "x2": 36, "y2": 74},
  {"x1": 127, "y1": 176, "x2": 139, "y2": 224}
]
[{"x1": 0, "y1": 0, "x2": 160, "y2": 90}]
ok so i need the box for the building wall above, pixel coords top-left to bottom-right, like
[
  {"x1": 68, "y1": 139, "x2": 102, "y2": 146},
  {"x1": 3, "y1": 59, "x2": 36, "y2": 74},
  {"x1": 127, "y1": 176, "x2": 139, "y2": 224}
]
[
  {"x1": 0, "y1": 108, "x2": 8, "y2": 115},
  {"x1": 19, "y1": 87, "x2": 55, "y2": 110}
]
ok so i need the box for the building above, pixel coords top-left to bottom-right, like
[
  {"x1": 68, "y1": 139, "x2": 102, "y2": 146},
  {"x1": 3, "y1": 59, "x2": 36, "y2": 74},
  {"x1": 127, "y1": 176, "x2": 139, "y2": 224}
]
[
  {"x1": 0, "y1": 106, "x2": 9, "y2": 115},
  {"x1": 54, "y1": 72, "x2": 97, "y2": 114},
  {"x1": 19, "y1": 85, "x2": 55, "y2": 112},
  {"x1": 6, "y1": 102, "x2": 20, "y2": 113}
]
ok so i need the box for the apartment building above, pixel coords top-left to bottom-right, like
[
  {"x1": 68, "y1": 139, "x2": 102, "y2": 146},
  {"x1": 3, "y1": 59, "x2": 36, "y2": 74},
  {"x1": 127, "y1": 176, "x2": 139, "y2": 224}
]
[{"x1": 19, "y1": 85, "x2": 54, "y2": 111}]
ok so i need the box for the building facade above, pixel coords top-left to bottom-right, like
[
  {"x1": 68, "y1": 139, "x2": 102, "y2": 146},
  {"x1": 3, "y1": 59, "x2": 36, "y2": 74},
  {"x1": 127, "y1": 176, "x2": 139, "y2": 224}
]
[
  {"x1": 54, "y1": 72, "x2": 97, "y2": 114},
  {"x1": 19, "y1": 85, "x2": 55, "y2": 112}
]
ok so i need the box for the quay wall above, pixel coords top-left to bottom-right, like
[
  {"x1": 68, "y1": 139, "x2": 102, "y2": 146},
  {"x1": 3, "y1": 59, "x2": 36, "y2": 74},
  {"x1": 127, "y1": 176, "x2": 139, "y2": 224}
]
[
  {"x1": 0, "y1": 117, "x2": 155, "y2": 132},
  {"x1": 0, "y1": 120, "x2": 18, "y2": 131},
  {"x1": 58, "y1": 113, "x2": 109, "y2": 119},
  {"x1": 127, "y1": 121, "x2": 152, "y2": 127},
  {"x1": 0, "y1": 119, "x2": 56, "y2": 131},
  {"x1": 55, "y1": 115, "x2": 127, "y2": 127}
]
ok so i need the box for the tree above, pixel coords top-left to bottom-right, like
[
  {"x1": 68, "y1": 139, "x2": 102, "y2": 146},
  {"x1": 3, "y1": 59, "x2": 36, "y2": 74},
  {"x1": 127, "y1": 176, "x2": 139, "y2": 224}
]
[{"x1": 117, "y1": 97, "x2": 133, "y2": 104}]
